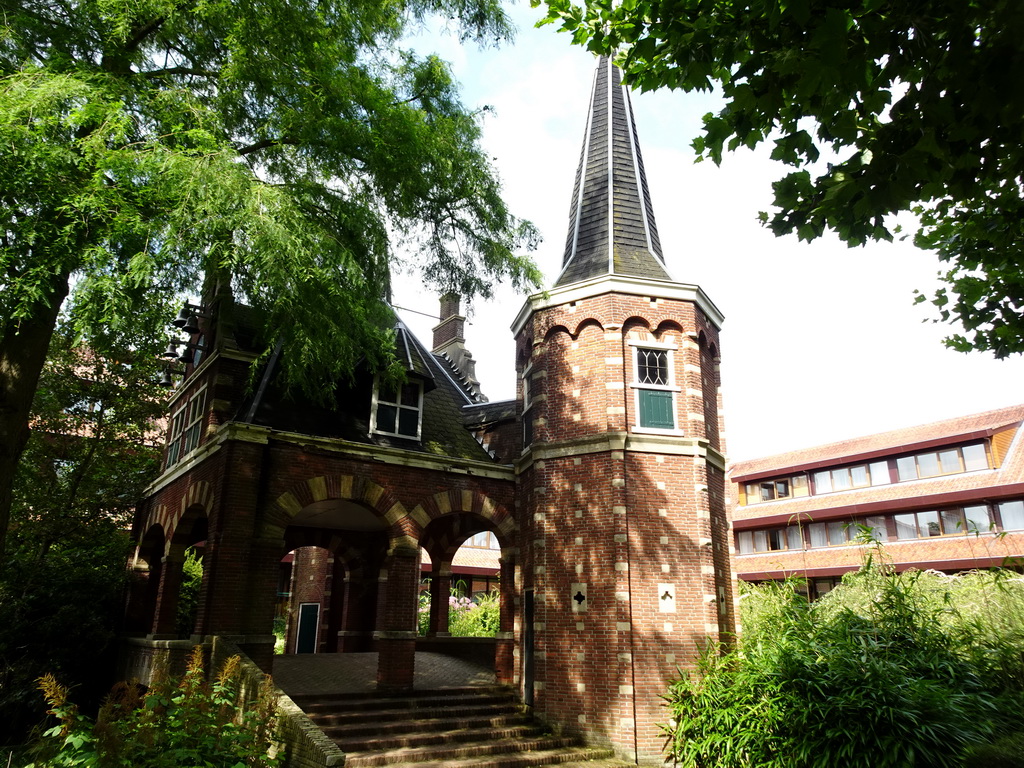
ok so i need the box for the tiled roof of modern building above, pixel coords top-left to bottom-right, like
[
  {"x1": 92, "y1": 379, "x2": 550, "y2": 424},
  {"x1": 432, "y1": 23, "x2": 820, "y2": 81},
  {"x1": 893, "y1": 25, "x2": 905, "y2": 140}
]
[
  {"x1": 733, "y1": 403, "x2": 1024, "y2": 480},
  {"x1": 555, "y1": 56, "x2": 671, "y2": 287}
]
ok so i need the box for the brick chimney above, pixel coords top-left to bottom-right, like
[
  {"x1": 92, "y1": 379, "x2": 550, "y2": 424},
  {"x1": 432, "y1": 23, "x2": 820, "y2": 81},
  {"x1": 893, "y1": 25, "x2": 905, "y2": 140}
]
[{"x1": 431, "y1": 293, "x2": 481, "y2": 392}]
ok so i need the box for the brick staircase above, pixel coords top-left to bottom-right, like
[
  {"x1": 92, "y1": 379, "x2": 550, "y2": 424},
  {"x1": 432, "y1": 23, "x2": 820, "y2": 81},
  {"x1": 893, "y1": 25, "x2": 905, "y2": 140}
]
[{"x1": 290, "y1": 686, "x2": 628, "y2": 768}]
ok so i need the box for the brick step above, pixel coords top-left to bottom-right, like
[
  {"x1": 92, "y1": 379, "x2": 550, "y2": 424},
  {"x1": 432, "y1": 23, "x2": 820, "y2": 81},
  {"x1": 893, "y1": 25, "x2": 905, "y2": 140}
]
[
  {"x1": 297, "y1": 691, "x2": 518, "y2": 715},
  {"x1": 334, "y1": 723, "x2": 547, "y2": 753},
  {"x1": 345, "y1": 735, "x2": 586, "y2": 768},
  {"x1": 318, "y1": 712, "x2": 532, "y2": 740},
  {"x1": 289, "y1": 686, "x2": 514, "y2": 709},
  {"x1": 363, "y1": 745, "x2": 616, "y2": 768},
  {"x1": 308, "y1": 702, "x2": 524, "y2": 727}
]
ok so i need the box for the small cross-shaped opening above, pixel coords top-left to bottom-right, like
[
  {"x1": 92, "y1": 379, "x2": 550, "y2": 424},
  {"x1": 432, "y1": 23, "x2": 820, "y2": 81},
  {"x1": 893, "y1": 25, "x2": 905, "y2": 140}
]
[
  {"x1": 574, "y1": 591, "x2": 586, "y2": 605},
  {"x1": 661, "y1": 590, "x2": 673, "y2": 601}
]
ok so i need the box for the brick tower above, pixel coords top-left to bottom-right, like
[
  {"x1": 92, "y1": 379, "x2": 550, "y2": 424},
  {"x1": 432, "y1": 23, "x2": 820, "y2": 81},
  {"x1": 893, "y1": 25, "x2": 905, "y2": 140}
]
[{"x1": 513, "y1": 56, "x2": 735, "y2": 762}]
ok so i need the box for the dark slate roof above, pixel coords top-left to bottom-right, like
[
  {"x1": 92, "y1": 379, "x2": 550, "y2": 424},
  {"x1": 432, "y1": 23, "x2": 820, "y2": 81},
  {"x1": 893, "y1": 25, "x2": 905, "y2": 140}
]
[
  {"x1": 395, "y1": 321, "x2": 436, "y2": 388},
  {"x1": 233, "y1": 306, "x2": 493, "y2": 462},
  {"x1": 556, "y1": 56, "x2": 671, "y2": 287}
]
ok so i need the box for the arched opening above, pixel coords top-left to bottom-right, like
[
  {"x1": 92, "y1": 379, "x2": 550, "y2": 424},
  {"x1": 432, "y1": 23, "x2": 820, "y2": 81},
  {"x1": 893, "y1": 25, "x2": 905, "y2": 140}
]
[
  {"x1": 124, "y1": 524, "x2": 165, "y2": 635},
  {"x1": 170, "y1": 511, "x2": 208, "y2": 639},
  {"x1": 277, "y1": 498, "x2": 390, "y2": 655},
  {"x1": 418, "y1": 513, "x2": 512, "y2": 680}
]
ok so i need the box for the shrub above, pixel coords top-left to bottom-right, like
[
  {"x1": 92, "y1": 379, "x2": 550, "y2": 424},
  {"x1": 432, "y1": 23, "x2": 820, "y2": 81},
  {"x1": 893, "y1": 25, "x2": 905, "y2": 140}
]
[
  {"x1": 25, "y1": 647, "x2": 281, "y2": 768},
  {"x1": 417, "y1": 581, "x2": 499, "y2": 637},
  {"x1": 448, "y1": 590, "x2": 499, "y2": 637},
  {"x1": 664, "y1": 568, "x2": 1024, "y2": 768},
  {"x1": 174, "y1": 548, "x2": 203, "y2": 638}
]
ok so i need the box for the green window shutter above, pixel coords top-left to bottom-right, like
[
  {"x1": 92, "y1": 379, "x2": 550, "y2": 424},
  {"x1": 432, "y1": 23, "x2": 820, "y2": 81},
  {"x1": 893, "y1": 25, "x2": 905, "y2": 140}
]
[{"x1": 639, "y1": 389, "x2": 674, "y2": 429}]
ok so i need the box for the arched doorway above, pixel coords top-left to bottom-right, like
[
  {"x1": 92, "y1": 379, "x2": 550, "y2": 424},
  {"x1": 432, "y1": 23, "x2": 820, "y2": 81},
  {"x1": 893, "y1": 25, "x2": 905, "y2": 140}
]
[{"x1": 278, "y1": 499, "x2": 390, "y2": 655}]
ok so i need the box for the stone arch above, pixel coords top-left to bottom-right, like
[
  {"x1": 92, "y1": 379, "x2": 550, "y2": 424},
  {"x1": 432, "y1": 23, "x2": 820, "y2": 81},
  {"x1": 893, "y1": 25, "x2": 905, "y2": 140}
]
[
  {"x1": 415, "y1": 493, "x2": 516, "y2": 667},
  {"x1": 570, "y1": 317, "x2": 604, "y2": 339},
  {"x1": 409, "y1": 490, "x2": 514, "y2": 548},
  {"x1": 167, "y1": 504, "x2": 209, "y2": 559},
  {"x1": 142, "y1": 480, "x2": 215, "y2": 555},
  {"x1": 283, "y1": 528, "x2": 385, "y2": 585},
  {"x1": 542, "y1": 323, "x2": 574, "y2": 344},
  {"x1": 623, "y1": 315, "x2": 653, "y2": 336},
  {"x1": 654, "y1": 319, "x2": 684, "y2": 337},
  {"x1": 266, "y1": 474, "x2": 410, "y2": 540}
]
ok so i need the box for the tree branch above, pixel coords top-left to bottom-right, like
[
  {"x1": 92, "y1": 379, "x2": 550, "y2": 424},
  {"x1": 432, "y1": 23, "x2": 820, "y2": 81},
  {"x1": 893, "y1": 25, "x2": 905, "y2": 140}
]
[
  {"x1": 124, "y1": 16, "x2": 167, "y2": 52},
  {"x1": 236, "y1": 137, "x2": 302, "y2": 156},
  {"x1": 141, "y1": 66, "x2": 218, "y2": 79}
]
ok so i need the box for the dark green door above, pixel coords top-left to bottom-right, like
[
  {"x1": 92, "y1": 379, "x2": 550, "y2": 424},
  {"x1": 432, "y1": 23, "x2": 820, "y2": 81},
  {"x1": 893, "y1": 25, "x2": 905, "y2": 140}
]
[{"x1": 296, "y1": 603, "x2": 320, "y2": 654}]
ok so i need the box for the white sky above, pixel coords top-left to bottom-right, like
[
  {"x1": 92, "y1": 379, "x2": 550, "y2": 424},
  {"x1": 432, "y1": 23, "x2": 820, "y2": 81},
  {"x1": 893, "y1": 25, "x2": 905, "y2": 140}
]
[{"x1": 392, "y1": 4, "x2": 1024, "y2": 462}]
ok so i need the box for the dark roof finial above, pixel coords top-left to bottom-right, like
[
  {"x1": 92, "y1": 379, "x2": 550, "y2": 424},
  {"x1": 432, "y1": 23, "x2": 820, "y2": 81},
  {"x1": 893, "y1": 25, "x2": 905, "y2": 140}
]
[{"x1": 555, "y1": 56, "x2": 671, "y2": 287}]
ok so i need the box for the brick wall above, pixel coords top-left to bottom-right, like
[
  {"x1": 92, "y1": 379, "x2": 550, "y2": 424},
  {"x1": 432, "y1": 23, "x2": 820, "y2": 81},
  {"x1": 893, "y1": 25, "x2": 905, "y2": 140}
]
[{"x1": 516, "y1": 285, "x2": 733, "y2": 762}]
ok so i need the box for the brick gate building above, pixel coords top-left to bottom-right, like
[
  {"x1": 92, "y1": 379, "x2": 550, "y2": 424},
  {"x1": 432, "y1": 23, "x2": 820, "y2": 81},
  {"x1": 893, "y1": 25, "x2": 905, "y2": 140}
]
[{"x1": 123, "y1": 56, "x2": 735, "y2": 763}]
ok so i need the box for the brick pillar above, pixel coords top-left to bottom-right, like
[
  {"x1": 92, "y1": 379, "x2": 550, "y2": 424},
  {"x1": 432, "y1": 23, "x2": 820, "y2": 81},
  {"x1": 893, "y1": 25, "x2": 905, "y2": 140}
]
[
  {"x1": 150, "y1": 554, "x2": 184, "y2": 638},
  {"x1": 339, "y1": 549, "x2": 384, "y2": 652},
  {"x1": 194, "y1": 440, "x2": 265, "y2": 637},
  {"x1": 428, "y1": 563, "x2": 452, "y2": 636},
  {"x1": 239, "y1": 536, "x2": 284, "y2": 670},
  {"x1": 495, "y1": 556, "x2": 516, "y2": 684},
  {"x1": 375, "y1": 540, "x2": 420, "y2": 691}
]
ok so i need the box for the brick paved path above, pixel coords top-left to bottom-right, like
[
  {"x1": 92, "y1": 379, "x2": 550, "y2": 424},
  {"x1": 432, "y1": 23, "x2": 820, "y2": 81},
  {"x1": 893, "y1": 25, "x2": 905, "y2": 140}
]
[{"x1": 271, "y1": 652, "x2": 497, "y2": 697}]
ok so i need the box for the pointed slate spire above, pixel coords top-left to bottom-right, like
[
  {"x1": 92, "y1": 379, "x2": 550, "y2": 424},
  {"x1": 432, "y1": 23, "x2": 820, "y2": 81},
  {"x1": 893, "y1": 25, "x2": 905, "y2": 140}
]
[{"x1": 556, "y1": 56, "x2": 671, "y2": 287}]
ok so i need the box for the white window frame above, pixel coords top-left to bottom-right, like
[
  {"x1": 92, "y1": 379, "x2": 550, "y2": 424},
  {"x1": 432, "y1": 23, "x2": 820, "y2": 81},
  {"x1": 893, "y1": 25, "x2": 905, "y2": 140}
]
[
  {"x1": 522, "y1": 363, "x2": 534, "y2": 410},
  {"x1": 521, "y1": 363, "x2": 536, "y2": 447},
  {"x1": 166, "y1": 386, "x2": 206, "y2": 468},
  {"x1": 627, "y1": 338, "x2": 683, "y2": 434},
  {"x1": 370, "y1": 376, "x2": 424, "y2": 440}
]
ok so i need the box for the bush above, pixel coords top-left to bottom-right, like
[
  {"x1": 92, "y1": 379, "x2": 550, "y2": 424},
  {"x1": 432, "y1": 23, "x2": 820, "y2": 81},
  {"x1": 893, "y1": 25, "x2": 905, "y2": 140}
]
[
  {"x1": 448, "y1": 590, "x2": 499, "y2": 637},
  {"x1": 664, "y1": 568, "x2": 1024, "y2": 768},
  {"x1": 25, "y1": 647, "x2": 281, "y2": 768},
  {"x1": 417, "y1": 581, "x2": 500, "y2": 637},
  {"x1": 174, "y1": 548, "x2": 203, "y2": 638}
]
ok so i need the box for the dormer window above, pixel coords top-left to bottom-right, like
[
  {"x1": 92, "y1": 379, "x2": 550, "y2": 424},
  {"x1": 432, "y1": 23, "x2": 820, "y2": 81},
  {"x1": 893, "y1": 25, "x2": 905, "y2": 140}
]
[
  {"x1": 629, "y1": 339, "x2": 681, "y2": 432},
  {"x1": 372, "y1": 378, "x2": 423, "y2": 439}
]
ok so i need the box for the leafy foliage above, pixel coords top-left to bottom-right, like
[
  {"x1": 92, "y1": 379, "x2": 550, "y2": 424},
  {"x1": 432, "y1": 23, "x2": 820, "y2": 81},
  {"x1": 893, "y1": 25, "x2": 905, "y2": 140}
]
[
  {"x1": 0, "y1": 0, "x2": 541, "y2": 558},
  {"x1": 26, "y1": 648, "x2": 281, "y2": 768},
  {"x1": 0, "y1": 323, "x2": 165, "y2": 745},
  {"x1": 0, "y1": 0, "x2": 540, "y2": 386},
  {"x1": 664, "y1": 569, "x2": 1024, "y2": 768},
  {"x1": 175, "y1": 548, "x2": 204, "y2": 639},
  {"x1": 448, "y1": 588, "x2": 500, "y2": 637},
  {"x1": 417, "y1": 581, "x2": 500, "y2": 636},
  {"x1": 537, "y1": 0, "x2": 1024, "y2": 358}
]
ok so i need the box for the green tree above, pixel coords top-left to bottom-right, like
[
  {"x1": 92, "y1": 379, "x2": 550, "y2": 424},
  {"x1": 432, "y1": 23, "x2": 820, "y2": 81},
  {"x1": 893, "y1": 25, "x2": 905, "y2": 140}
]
[
  {"x1": 0, "y1": 320, "x2": 166, "y2": 745},
  {"x1": 538, "y1": 0, "x2": 1024, "y2": 358},
  {"x1": 0, "y1": 0, "x2": 541, "y2": 562}
]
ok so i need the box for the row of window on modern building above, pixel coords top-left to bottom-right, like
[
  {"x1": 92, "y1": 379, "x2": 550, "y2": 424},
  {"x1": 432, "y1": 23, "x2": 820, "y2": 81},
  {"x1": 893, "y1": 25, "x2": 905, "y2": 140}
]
[
  {"x1": 742, "y1": 442, "x2": 989, "y2": 505},
  {"x1": 736, "y1": 498, "x2": 1024, "y2": 554}
]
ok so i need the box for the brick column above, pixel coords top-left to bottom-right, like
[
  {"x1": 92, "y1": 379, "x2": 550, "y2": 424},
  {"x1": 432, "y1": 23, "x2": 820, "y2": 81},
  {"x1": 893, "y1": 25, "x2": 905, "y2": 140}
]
[
  {"x1": 339, "y1": 550, "x2": 383, "y2": 652},
  {"x1": 495, "y1": 556, "x2": 516, "y2": 684},
  {"x1": 375, "y1": 540, "x2": 420, "y2": 691},
  {"x1": 428, "y1": 563, "x2": 452, "y2": 636},
  {"x1": 150, "y1": 554, "x2": 184, "y2": 638},
  {"x1": 239, "y1": 536, "x2": 285, "y2": 670}
]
